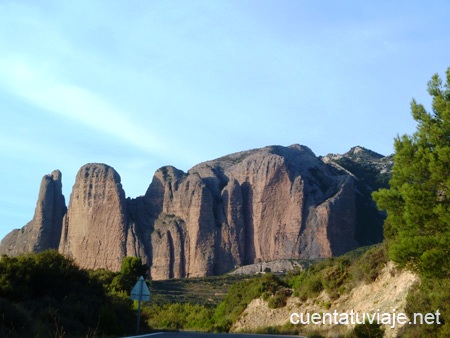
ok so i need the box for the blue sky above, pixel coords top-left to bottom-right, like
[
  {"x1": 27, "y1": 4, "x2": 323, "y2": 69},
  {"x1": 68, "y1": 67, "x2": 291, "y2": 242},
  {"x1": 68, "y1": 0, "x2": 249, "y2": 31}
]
[{"x1": 1, "y1": 1, "x2": 449, "y2": 240}]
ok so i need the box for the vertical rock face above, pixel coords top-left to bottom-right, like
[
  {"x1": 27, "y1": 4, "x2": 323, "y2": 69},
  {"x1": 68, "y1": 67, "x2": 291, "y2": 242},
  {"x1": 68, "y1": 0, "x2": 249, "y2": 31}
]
[
  {"x1": 0, "y1": 144, "x2": 387, "y2": 278},
  {"x1": 142, "y1": 144, "x2": 360, "y2": 278},
  {"x1": 199, "y1": 145, "x2": 358, "y2": 265},
  {"x1": 0, "y1": 170, "x2": 66, "y2": 255},
  {"x1": 145, "y1": 167, "x2": 217, "y2": 278},
  {"x1": 58, "y1": 164, "x2": 147, "y2": 271}
]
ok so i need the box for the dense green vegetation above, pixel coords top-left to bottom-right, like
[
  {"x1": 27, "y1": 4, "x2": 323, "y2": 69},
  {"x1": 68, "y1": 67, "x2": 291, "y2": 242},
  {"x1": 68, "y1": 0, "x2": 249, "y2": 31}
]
[
  {"x1": 373, "y1": 67, "x2": 450, "y2": 278},
  {"x1": 0, "y1": 251, "x2": 148, "y2": 337},
  {"x1": 144, "y1": 302, "x2": 214, "y2": 331},
  {"x1": 0, "y1": 248, "x2": 394, "y2": 334},
  {"x1": 0, "y1": 250, "x2": 294, "y2": 335},
  {"x1": 287, "y1": 244, "x2": 388, "y2": 302},
  {"x1": 373, "y1": 67, "x2": 450, "y2": 337},
  {"x1": 142, "y1": 272, "x2": 289, "y2": 333}
]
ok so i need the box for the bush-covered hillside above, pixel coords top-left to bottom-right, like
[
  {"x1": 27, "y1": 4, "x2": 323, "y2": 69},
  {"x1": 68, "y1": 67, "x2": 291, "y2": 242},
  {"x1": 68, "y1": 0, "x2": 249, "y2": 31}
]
[{"x1": 0, "y1": 251, "x2": 145, "y2": 337}]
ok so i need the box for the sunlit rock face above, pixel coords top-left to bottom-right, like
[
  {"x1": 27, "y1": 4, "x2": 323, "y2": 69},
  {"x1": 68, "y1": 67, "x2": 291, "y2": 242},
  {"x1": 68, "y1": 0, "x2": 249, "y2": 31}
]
[
  {"x1": 144, "y1": 144, "x2": 360, "y2": 278},
  {"x1": 58, "y1": 163, "x2": 151, "y2": 271},
  {"x1": 1, "y1": 144, "x2": 388, "y2": 279}
]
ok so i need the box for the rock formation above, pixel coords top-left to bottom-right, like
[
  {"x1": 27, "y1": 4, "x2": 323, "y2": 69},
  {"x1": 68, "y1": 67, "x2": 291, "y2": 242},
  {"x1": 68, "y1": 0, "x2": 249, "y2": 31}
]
[
  {"x1": 59, "y1": 163, "x2": 148, "y2": 271},
  {"x1": 0, "y1": 144, "x2": 390, "y2": 279},
  {"x1": 0, "y1": 170, "x2": 66, "y2": 255},
  {"x1": 322, "y1": 146, "x2": 392, "y2": 245}
]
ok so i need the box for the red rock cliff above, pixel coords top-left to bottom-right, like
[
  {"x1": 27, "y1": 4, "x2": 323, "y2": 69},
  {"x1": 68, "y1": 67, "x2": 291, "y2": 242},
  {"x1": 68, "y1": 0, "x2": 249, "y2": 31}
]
[{"x1": 1, "y1": 144, "x2": 383, "y2": 279}]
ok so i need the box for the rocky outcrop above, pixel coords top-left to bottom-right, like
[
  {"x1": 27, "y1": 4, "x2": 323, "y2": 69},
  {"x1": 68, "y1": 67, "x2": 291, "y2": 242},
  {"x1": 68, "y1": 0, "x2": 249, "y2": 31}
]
[
  {"x1": 0, "y1": 170, "x2": 66, "y2": 255},
  {"x1": 0, "y1": 144, "x2": 389, "y2": 279},
  {"x1": 232, "y1": 261, "x2": 419, "y2": 338},
  {"x1": 58, "y1": 164, "x2": 149, "y2": 271},
  {"x1": 323, "y1": 145, "x2": 394, "y2": 175},
  {"x1": 143, "y1": 144, "x2": 361, "y2": 278},
  {"x1": 322, "y1": 146, "x2": 392, "y2": 245}
]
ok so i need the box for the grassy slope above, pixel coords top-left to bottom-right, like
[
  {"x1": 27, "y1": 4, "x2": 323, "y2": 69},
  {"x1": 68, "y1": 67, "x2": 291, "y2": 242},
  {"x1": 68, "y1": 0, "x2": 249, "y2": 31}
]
[{"x1": 149, "y1": 274, "x2": 256, "y2": 307}]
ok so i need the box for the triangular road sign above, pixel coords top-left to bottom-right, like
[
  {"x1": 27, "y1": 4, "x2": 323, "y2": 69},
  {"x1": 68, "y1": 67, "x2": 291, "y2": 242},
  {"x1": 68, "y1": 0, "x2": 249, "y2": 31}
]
[{"x1": 130, "y1": 276, "x2": 150, "y2": 301}]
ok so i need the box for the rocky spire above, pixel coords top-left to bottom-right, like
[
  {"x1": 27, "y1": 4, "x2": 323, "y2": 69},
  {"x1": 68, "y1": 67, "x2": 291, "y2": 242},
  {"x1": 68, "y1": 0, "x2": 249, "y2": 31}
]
[
  {"x1": 58, "y1": 163, "x2": 135, "y2": 271},
  {"x1": 0, "y1": 170, "x2": 66, "y2": 255}
]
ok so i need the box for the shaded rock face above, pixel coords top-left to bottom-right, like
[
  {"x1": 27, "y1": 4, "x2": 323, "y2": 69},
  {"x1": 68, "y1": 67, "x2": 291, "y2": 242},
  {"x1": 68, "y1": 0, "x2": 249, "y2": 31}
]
[
  {"x1": 322, "y1": 146, "x2": 392, "y2": 245},
  {"x1": 0, "y1": 144, "x2": 387, "y2": 279},
  {"x1": 0, "y1": 170, "x2": 66, "y2": 255}
]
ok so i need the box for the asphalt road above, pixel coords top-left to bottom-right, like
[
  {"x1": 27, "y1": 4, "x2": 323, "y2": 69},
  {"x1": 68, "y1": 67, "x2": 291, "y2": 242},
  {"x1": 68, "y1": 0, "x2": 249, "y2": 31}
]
[{"x1": 125, "y1": 332, "x2": 306, "y2": 338}]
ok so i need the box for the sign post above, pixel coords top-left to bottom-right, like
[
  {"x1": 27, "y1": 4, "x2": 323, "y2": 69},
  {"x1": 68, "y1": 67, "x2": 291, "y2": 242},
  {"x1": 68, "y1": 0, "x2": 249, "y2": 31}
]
[{"x1": 130, "y1": 276, "x2": 150, "y2": 334}]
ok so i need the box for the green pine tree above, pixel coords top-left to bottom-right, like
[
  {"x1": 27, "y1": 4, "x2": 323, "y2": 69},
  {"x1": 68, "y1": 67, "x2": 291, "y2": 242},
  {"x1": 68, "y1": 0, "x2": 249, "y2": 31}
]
[{"x1": 373, "y1": 67, "x2": 450, "y2": 278}]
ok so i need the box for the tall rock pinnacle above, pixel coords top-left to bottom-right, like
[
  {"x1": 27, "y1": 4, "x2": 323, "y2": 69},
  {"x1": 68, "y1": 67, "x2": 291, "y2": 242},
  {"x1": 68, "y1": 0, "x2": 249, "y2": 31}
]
[
  {"x1": 59, "y1": 164, "x2": 132, "y2": 271},
  {"x1": 0, "y1": 170, "x2": 66, "y2": 255}
]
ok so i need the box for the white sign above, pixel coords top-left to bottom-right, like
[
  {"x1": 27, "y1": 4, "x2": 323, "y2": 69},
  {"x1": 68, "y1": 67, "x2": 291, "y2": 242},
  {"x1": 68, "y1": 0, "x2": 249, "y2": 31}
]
[{"x1": 130, "y1": 276, "x2": 150, "y2": 301}]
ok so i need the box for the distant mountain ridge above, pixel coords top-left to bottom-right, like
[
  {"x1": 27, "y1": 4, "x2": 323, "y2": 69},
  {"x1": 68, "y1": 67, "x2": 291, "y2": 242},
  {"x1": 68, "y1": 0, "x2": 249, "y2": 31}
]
[
  {"x1": 323, "y1": 145, "x2": 394, "y2": 174},
  {"x1": 0, "y1": 144, "x2": 391, "y2": 279}
]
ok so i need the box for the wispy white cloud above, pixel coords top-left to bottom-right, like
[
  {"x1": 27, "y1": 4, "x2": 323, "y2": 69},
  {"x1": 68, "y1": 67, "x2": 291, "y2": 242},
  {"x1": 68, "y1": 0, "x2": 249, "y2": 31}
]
[{"x1": 0, "y1": 56, "x2": 176, "y2": 157}]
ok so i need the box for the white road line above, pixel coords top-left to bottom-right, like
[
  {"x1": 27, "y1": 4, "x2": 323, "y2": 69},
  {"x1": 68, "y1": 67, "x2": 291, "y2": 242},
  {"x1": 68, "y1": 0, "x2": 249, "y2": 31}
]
[{"x1": 123, "y1": 332, "x2": 164, "y2": 338}]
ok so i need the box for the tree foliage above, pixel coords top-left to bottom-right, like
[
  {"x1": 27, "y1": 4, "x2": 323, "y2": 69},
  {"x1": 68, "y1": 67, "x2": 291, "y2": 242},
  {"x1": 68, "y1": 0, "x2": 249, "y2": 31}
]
[
  {"x1": 101, "y1": 256, "x2": 149, "y2": 294},
  {"x1": 373, "y1": 67, "x2": 450, "y2": 278},
  {"x1": 0, "y1": 251, "x2": 140, "y2": 337}
]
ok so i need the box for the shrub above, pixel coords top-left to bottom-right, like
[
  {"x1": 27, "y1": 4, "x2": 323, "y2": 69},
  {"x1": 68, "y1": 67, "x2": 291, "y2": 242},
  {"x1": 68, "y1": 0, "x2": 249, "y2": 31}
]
[
  {"x1": 292, "y1": 271, "x2": 324, "y2": 301},
  {"x1": 288, "y1": 245, "x2": 389, "y2": 303},
  {"x1": 144, "y1": 303, "x2": 213, "y2": 331},
  {"x1": 211, "y1": 273, "x2": 288, "y2": 331},
  {"x1": 0, "y1": 251, "x2": 138, "y2": 337},
  {"x1": 0, "y1": 298, "x2": 32, "y2": 337},
  {"x1": 267, "y1": 288, "x2": 292, "y2": 309},
  {"x1": 402, "y1": 277, "x2": 450, "y2": 337},
  {"x1": 353, "y1": 322, "x2": 384, "y2": 338},
  {"x1": 352, "y1": 243, "x2": 388, "y2": 283}
]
